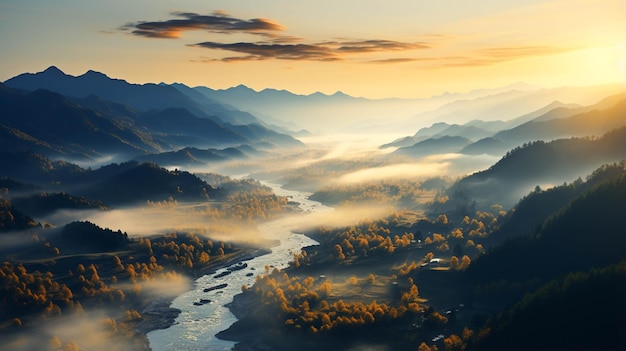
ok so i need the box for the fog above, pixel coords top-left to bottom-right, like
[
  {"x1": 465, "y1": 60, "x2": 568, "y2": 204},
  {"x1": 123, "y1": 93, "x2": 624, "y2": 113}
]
[
  {"x1": 115, "y1": 274, "x2": 192, "y2": 299},
  {"x1": 334, "y1": 161, "x2": 449, "y2": 185},
  {"x1": 40, "y1": 205, "x2": 266, "y2": 245},
  {"x1": 1, "y1": 310, "x2": 143, "y2": 351},
  {"x1": 0, "y1": 230, "x2": 40, "y2": 250}
]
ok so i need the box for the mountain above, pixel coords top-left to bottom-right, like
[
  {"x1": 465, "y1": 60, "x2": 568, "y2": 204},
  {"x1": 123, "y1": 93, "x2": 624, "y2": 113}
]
[
  {"x1": 0, "y1": 156, "x2": 218, "y2": 205},
  {"x1": 170, "y1": 83, "x2": 263, "y2": 125},
  {"x1": 81, "y1": 162, "x2": 215, "y2": 205},
  {"x1": 133, "y1": 146, "x2": 248, "y2": 168},
  {"x1": 473, "y1": 262, "x2": 626, "y2": 351},
  {"x1": 5, "y1": 66, "x2": 228, "y2": 122},
  {"x1": 194, "y1": 84, "x2": 376, "y2": 132},
  {"x1": 11, "y1": 192, "x2": 109, "y2": 217},
  {"x1": 0, "y1": 151, "x2": 217, "y2": 206},
  {"x1": 457, "y1": 93, "x2": 626, "y2": 157},
  {"x1": 380, "y1": 122, "x2": 451, "y2": 149},
  {"x1": 0, "y1": 81, "x2": 303, "y2": 163},
  {"x1": 458, "y1": 137, "x2": 507, "y2": 155},
  {"x1": 438, "y1": 127, "x2": 626, "y2": 211},
  {"x1": 458, "y1": 168, "x2": 626, "y2": 351},
  {"x1": 228, "y1": 123, "x2": 304, "y2": 149},
  {"x1": 465, "y1": 168, "x2": 626, "y2": 287},
  {"x1": 383, "y1": 91, "x2": 626, "y2": 155},
  {"x1": 139, "y1": 108, "x2": 245, "y2": 147},
  {"x1": 0, "y1": 198, "x2": 38, "y2": 232},
  {"x1": 493, "y1": 100, "x2": 582, "y2": 128},
  {"x1": 490, "y1": 162, "x2": 626, "y2": 244},
  {"x1": 404, "y1": 84, "x2": 626, "y2": 128},
  {"x1": 60, "y1": 221, "x2": 129, "y2": 252},
  {"x1": 0, "y1": 86, "x2": 165, "y2": 159},
  {"x1": 458, "y1": 96, "x2": 621, "y2": 156},
  {"x1": 492, "y1": 94, "x2": 626, "y2": 146},
  {"x1": 0, "y1": 151, "x2": 85, "y2": 186},
  {"x1": 392, "y1": 135, "x2": 472, "y2": 158}
]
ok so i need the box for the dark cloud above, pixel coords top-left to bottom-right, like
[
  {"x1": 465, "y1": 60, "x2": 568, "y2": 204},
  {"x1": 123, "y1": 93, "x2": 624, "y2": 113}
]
[
  {"x1": 191, "y1": 42, "x2": 340, "y2": 62},
  {"x1": 191, "y1": 39, "x2": 430, "y2": 62},
  {"x1": 121, "y1": 11, "x2": 284, "y2": 39},
  {"x1": 122, "y1": 10, "x2": 435, "y2": 63},
  {"x1": 365, "y1": 45, "x2": 573, "y2": 66},
  {"x1": 334, "y1": 40, "x2": 430, "y2": 53},
  {"x1": 367, "y1": 58, "x2": 422, "y2": 64}
]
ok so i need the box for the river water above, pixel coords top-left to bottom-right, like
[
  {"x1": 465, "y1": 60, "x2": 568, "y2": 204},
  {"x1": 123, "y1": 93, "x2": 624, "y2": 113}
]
[{"x1": 147, "y1": 184, "x2": 331, "y2": 351}]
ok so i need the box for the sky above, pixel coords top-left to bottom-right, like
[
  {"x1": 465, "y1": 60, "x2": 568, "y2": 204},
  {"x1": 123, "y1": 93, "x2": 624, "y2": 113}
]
[{"x1": 0, "y1": 0, "x2": 624, "y2": 99}]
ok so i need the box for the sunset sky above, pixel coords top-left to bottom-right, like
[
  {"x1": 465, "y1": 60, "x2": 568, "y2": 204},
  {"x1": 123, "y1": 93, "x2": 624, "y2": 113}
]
[{"x1": 1, "y1": 0, "x2": 624, "y2": 98}]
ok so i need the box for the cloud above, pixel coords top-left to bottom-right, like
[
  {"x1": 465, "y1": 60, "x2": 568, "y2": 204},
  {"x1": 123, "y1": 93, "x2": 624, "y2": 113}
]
[
  {"x1": 121, "y1": 11, "x2": 284, "y2": 39},
  {"x1": 474, "y1": 45, "x2": 574, "y2": 60},
  {"x1": 335, "y1": 162, "x2": 451, "y2": 185},
  {"x1": 191, "y1": 39, "x2": 430, "y2": 62},
  {"x1": 431, "y1": 45, "x2": 576, "y2": 68},
  {"x1": 122, "y1": 10, "x2": 434, "y2": 63},
  {"x1": 191, "y1": 42, "x2": 341, "y2": 62},
  {"x1": 367, "y1": 57, "x2": 426, "y2": 64},
  {"x1": 333, "y1": 39, "x2": 430, "y2": 53}
]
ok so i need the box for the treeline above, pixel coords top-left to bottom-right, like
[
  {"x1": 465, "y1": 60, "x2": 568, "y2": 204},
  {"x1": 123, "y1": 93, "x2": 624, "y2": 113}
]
[
  {"x1": 439, "y1": 127, "x2": 626, "y2": 212},
  {"x1": 243, "y1": 267, "x2": 423, "y2": 333},
  {"x1": 299, "y1": 207, "x2": 501, "y2": 269},
  {"x1": 491, "y1": 161, "x2": 626, "y2": 243},
  {"x1": 309, "y1": 177, "x2": 450, "y2": 208},
  {"x1": 475, "y1": 262, "x2": 626, "y2": 351},
  {"x1": 0, "y1": 198, "x2": 38, "y2": 231},
  {"x1": 466, "y1": 169, "x2": 626, "y2": 293},
  {"x1": 11, "y1": 192, "x2": 109, "y2": 217},
  {"x1": 224, "y1": 266, "x2": 446, "y2": 350},
  {"x1": 413, "y1": 164, "x2": 626, "y2": 351},
  {"x1": 62, "y1": 221, "x2": 128, "y2": 251}
]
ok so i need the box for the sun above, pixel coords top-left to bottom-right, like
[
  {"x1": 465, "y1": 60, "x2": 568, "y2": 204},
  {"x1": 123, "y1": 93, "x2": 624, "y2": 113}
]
[{"x1": 574, "y1": 44, "x2": 626, "y2": 85}]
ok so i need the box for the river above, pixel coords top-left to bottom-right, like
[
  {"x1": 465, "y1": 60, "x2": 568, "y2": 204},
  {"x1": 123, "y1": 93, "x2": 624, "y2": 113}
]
[{"x1": 147, "y1": 183, "x2": 331, "y2": 351}]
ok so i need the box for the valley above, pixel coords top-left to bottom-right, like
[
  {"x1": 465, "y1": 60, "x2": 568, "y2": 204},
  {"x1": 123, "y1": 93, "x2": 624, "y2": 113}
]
[{"x1": 0, "y1": 66, "x2": 625, "y2": 351}]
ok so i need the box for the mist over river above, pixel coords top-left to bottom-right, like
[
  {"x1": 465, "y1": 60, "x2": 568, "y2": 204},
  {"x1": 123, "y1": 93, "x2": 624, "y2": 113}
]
[{"x1": 147, "y1": 183, "x2": 331, "y2": 351}]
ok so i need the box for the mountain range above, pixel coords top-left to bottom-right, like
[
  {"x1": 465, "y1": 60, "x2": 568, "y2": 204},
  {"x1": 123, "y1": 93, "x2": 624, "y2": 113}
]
[
  {"x1": 1, "y1": 67, "x2": 304, "y2": 164},
  {"x1": 387, "y1": 91, "x2": 626, "y2": 158},
  {"x1": 434, "y1": 127, "x2": 626, "y2": 211}
]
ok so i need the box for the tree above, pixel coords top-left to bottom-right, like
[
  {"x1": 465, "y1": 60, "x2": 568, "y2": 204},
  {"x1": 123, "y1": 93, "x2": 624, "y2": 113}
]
[
  {"x1": 450, "y1": 256, "x2": 459, "y2": 270},
  {"x1": 459, "y1": 255, "x2": 471, "y2": 270},
  {"x1": 418, "y1": 342, "x2": 433, "y2": 351},
  {"x1": 443, "y1": 334, "x2": 464, "y2": 351},
  {"x1": 334, "y1": 244, "x2": 345, "y2": 260},
  {"x1": 436, "y1": 214, "x2": 449, "y2": 225}
]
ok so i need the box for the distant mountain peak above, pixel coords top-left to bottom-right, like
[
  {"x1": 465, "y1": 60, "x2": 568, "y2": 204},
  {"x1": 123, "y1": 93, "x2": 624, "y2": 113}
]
[
  {"x1": 232, "y1": 84, "x2": 255, "y2": 91},
  {"x1": 43, "y1": 66, "x2": 65, "y2": 75},
  {"x1": 81, "y1": 69, "x2": 110, "y2": 80}
]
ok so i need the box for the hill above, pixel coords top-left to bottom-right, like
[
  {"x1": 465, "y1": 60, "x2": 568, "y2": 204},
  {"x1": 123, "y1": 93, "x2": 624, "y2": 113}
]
[
  {"x1": 133, "y1": 146, "x2": 248, "y2": 168},
  {"x1": 0, "y1": 87, "x2": 162, "y2": 159},
  {"x1": 474, "y1": 262, "x2": 626, "y2": 351},
  {"x1": 465, "y1": 170, "x2": 626, "y2": 288},
  {"x1": 60, "y1": 220, "x2": 129, "y2": 252},
  {"x1": 80, "y1": 162, "x2": 215, "y2": 205},
  {"x1": 0, "y1": 152, "x2": 216, "y2": 206},
  {"x1": 0, "y1": 198, "x2": 38, "y2": 232},
  {"x1": 489, "y1": 162, "x2": 626, "y2": 243},
  {"x1": 11, "y1": 193, "x2": 109, "y2": 217},
  {"x1": 439, "y1": 127, "x2": 626, "y2": 211}
]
